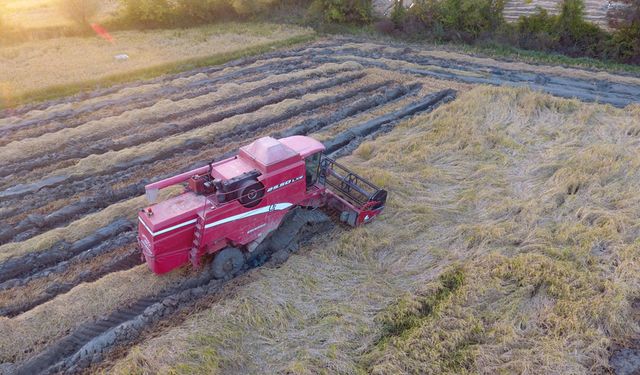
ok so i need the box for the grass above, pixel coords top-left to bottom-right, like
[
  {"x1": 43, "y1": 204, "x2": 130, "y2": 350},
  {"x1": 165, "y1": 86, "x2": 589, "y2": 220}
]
[
  {"x1": 1, "y1": 0, "x2": 119, "y2": 30},
  {"x1": 460, "y1": 40, "x2": 640, "y2": 76},
  {"x1": 0, "y1": 23, "x2": 316, "y2": 109},
  {"x1": 110, "y1": 85, "x2": 640, "y2": 374}
]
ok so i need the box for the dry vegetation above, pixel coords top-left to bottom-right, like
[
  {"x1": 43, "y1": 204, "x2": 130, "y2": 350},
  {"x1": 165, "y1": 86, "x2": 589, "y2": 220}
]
[
  {"x1": 111, "y1": 86, "x2": 640, "y2": 374},
  {"x1": 0, "y1": 263, "x2": 190, "y2": 363},
  {"x1": 0, "y1": 22, "x2": 314, "y2": 99},
  {"x1": 1, "y1": 0, "x2": 118, "y2": 30}
]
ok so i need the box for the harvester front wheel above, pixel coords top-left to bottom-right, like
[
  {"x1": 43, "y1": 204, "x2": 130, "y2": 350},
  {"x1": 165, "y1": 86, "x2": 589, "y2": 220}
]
[{"x1": 212, "y1": 247, "x2": 244, "y2": 279}]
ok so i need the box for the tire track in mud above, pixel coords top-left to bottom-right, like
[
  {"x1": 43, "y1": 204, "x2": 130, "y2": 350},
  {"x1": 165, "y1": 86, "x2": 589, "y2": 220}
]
[{"x1": 3, "y1": 90, "x2": 454, "y2": 374}]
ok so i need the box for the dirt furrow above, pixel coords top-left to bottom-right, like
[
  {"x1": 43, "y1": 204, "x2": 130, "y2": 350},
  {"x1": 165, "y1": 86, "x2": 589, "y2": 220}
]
[
  {"x1": 0, "y1": 62, "x2": 360, "y2": 173},
  {"x1": 0, "y1": 218, "x2": 133, "y2": 284},
  {"x1": 0, "y1": 235, "x2": 140, "y2": 318},
  {"x1": 0, "y1": 59, "x2": 319, "y2": 147},
  {"x1": 0, "y1": 73, "x2": 384, "y2": 199},
  {"x1": 0, "y1": 70, "x2": 363, "y2": 180},
  {"x1": 323, "y1": 44, "x2": 640, "y2": 106}
]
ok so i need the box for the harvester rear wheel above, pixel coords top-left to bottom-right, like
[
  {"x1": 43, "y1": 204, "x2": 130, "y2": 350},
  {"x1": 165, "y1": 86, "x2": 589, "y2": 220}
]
[{"x1": 212, "y1": 247, "x2": 244, "y2": 279}]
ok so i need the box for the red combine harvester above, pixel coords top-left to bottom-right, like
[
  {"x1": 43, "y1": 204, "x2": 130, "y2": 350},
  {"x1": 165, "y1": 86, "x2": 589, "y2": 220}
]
[{"x1": 138, "y1": 135, "x2": 387, "y2": 277}]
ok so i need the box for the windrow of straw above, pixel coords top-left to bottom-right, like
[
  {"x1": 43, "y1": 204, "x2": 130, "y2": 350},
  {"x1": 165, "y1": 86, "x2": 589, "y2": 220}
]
[
  {"x1": 337, "y1": 42, "x2": 640, "y2": 86},
  {"x1": 35, "y1": 66, "x2": 369, "y2": 181},
  {"x1": 0, "y1": 187, "x2": 180, "y2": 263},
  {"x1": 0, "y1": 62, "x2": 362, "y2": 163}
]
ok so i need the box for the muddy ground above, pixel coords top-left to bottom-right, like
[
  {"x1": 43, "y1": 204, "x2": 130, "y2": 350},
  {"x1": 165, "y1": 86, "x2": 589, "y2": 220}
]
[{"x1": 0, "y1": 36, "x2": 639, "y2": 374}]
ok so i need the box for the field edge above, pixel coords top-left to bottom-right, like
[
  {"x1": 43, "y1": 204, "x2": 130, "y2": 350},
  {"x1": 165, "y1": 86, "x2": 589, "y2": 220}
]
[{"x1": 0, "y1": 32, "x2": 318, "y2": 111}]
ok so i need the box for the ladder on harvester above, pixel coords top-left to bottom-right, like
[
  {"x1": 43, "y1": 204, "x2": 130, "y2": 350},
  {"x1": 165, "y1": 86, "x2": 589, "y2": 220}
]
[{"x1": 190, "y1": 201, "x2": 208, "y2": 268}]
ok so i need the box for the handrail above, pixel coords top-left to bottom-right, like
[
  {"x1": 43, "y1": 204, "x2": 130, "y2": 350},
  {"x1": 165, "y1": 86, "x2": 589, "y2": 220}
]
[{"x1": 320, "y1": 156, "x2": 382, "y2": 208}]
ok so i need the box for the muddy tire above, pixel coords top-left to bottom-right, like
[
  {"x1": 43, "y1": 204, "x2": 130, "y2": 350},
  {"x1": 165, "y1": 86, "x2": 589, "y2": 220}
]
[
  {"x1": 211, "y1": 247, "x2": 245, "y2": 279},
  {"x1": 238, "y1": 180, "x2": 264, "y2": 208}
]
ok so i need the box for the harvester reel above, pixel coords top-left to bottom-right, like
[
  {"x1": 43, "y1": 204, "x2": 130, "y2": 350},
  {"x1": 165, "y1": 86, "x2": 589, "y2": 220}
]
[{"x1": 238, "y1": 180, "x2": 265, "y2": 208}]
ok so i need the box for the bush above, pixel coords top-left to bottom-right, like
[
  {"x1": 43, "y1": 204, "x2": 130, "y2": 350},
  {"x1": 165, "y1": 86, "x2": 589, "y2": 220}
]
[
  {"x1": 174, "y1": 0, "x2": 235, "y2": 23},
  {"x1": 374, "y1": 19, "x2": 396, "y2": 34},
  {"x1": 608, "y1": 0, "x2": 640, "y2": 63},
  {"x1": 57, "y1": 0, "x2": 101, "y2": 29},
  {"x1": 118, "y1": 0, "x2": 290, "y2": 28},
  {"x1": 508, "y1": 0, "x2": 611, "y2": 58},
  {"x1": 439, "y1": 0, "x2": 504, "y2": 40},
  {"x1": 554, "y1": 0, "x2": 609, "y2": 56},
  {"x1": 120, "y1": 0, "x2": 175, "y2": 28},
  {"x1": 405, "y1": 0, "x2": 503, "y2": 41},
  {"x1": 390, "y1": 0, "x2": 407, "y2": 28},
  {"x1": 609, "y1": 23, "x2": 640, "y2": 63},
  {"x1": 514, "y1": 7, "x2": 557, "y2": 50},
  {"x1": 309, "y1": 0, "x2": 373, "y2": 24},
  {"x1": 229, "y1": 0, "x2": 272, "y2": 16}
]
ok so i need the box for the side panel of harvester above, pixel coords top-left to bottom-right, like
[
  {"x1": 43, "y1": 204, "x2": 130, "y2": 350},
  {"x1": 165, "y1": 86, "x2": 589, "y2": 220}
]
[
  {"x1": 197, "y1": 161, "x2": 308, "y2": 258},
  {"x1": 138, "y1": 209, "x2": 200, "y2": 274}
]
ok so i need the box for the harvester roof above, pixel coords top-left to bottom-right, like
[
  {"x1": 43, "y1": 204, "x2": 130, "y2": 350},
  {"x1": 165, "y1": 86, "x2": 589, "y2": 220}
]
[
  {"x1": 236, "y1": 136, "x2": 324, "y2": 173},
  {"x1": 240, "y1": 136, "x2": 298, "y2": 166}
]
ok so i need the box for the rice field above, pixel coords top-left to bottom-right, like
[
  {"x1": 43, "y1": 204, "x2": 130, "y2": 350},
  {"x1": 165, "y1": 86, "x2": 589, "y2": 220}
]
[{"x1": 0, "y1": 36, "x2": 639, "y2": 374}]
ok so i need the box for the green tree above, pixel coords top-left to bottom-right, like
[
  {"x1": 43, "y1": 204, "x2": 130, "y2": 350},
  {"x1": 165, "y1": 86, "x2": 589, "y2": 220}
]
[
  {"x1": 391, "y1": 0, "x2": 407, "y2": 28},
  {"x1": 311, "y1": 0, "x2": 373, "y2": 24},
  {"x1": 554, "y1": 0, "x2": 608, "y2": 56},
  {"x1": 120, "y1": 0, "x2": 175, "y2": 28}
]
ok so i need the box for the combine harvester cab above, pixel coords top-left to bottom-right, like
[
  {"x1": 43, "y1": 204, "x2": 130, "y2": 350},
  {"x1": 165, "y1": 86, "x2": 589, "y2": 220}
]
[{"x1": 138, "y1": 135, "x2": 387, "y2": 277}]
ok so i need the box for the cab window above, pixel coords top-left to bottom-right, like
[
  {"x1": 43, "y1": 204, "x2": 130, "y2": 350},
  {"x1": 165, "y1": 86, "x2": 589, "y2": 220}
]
[{"x1": 305, "y1": 153, "x2": 321, "y2": 187}]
